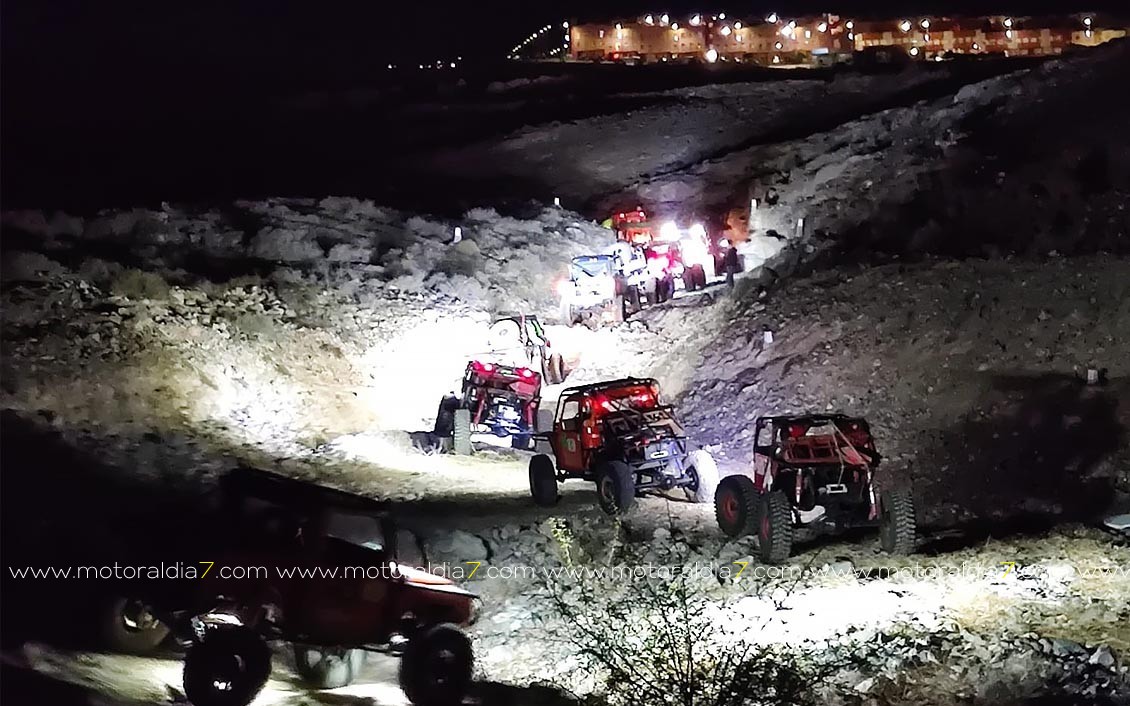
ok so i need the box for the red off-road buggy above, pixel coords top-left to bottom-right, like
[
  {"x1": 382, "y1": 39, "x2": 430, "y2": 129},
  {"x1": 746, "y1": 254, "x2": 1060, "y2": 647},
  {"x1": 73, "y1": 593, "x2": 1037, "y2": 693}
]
[
  {"x1": 527, "y1": 378, "x2": 718, "y2": 513},
  {"x1": 436, "y1": 360, "x2": 542, "y2": 454},
  {"x1": 714, "y1": 415, "x2": 916, "y2": 563}
]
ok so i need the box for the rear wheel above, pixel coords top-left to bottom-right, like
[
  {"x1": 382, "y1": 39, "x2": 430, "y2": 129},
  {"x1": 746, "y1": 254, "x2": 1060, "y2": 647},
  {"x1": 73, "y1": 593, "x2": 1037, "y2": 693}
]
[
  {"x1": 596, "y1": 461, "x2": 636, "y2": 514},
  {"x1": 452, "y1": 409, "x2": 472, "y2": 456},
  {"x1": 625, "y1": 286, "x2": 642, "y2": 314},
  {"x1": 715, "y1": 475, "x2": 758, "y2": 537},
  {"x1": 692, "y1": 264, "x2": 707, "y2": 290},
  {"x1": 293, "y1": 646, "x2": 364, "y2": 690},
  {"x1": 399, "y1": 624, "x2": 473, "y2": 706},
  {"x1": 542, "y1": 352, "x2": 565, "y2": 385},
  {"x1": 759, "y1": 491, "x2": 794, "y2": 564},
  {"x1": 682, "y1": 269, "x2": 697, "y2": 292},
  {"x1": 183, "y1": 628, "x2": 271, "y2": 706},
  {"x1": 685, "y1": 449, "x2": 719, "y2": 504},
  {"x1": 529, "y1": 454, "x2": 559, "y2": 507},
  {"x1": 879, "y1": 487, "x2": 917, "y2": 555},
  {"x1": 610, "y1": 294, "x2": 625, "y2": 323},
  {"x1": 560, "y1": 299, "x2": 575, "y2": 327}
]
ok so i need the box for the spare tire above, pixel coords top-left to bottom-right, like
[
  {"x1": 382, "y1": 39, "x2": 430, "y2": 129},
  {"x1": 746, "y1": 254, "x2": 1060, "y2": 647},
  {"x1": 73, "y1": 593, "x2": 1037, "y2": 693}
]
[{"x1": 715, "y1": 475, "x2": 758, "y2": 537}]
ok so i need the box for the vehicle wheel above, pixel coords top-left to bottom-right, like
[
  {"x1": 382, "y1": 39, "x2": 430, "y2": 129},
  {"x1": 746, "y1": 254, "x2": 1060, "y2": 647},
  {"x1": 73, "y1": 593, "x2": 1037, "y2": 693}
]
[
  {"x1": 663, "y1": 275, "x2": 676, "y2": 301},
  {"x1": 611, "y1": 294, "x2": 625, "y2": 323},
  {"x1": 626, "y1": 285, "x2": 642, "y2": 314},
  {"x1": 644, "y1": 278, "x2": 659, "y2": 305},
  {"x1": 596, "y1": 460, "x2": 636, "y2": 514},
  {"x1": 685, "y1": 449, "x2": 719, "y2": 503},
  {"x1": 293, "y1": 646, "x2": 365, "y2": 690},
  {"x1": 433, "y1": 395, "x2": 459, "y2": 437},
  {"x1": 682, "y1": 269, "x2": 696, "y2": 292},
  {"x1": 715, "y1": 475, "x2": 758, "y2": 537},
  {"x1": 183, "y1": 627, "x2": 271, "y2": 706},
  {"x1": 452, "y1": 409, "x2": 472, "y2": 456},
  {"x1": 100, "y1": 596, "x2": 170, "y2": 655},
  {"x1": 692, "y1": 264, "x2": 707, "y2": 290},
  {"x1": 560, "y1": 300, "x2": 576, "y2": 327},
  {"x1": 758, "y1": 491, "x2": 794, "y2": 564},
  {"x1": 510, "y1": 433, "x2": 534, "y2": 450},
  {"x1": 529, "y1": 454, "x2": 559, "y2": 507},
  {"x1": 399, "y1": 623, "x2": 473, "y2": 706},
  {"x1": 549, "y1": 353, "x2": 566, "y2": 384},
  {"x1": 879, "y1": 487, "x2": 917, "y2": 555}
]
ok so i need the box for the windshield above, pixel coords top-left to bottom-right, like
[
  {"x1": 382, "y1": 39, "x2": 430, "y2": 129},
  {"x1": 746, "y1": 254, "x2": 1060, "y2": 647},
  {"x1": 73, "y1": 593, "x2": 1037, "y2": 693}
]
[{"x1": 571, "y1": 256, "x2": 615, "y2": 279}]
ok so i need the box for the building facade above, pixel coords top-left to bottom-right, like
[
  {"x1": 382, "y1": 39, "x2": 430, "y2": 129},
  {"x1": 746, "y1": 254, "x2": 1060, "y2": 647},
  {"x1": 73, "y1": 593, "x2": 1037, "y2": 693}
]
[{"x1": 567, "y1": 13, "x2": 1125, "y2": 64}]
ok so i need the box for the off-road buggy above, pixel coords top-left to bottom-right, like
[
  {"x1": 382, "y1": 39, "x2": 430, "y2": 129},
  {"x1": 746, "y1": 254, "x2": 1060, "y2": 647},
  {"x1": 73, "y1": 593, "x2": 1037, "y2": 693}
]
[
  {"x1": 527, "y1": 378, "x2": 718, "y2": 513},
  {"x1": 108, "y1": 467, "x2": 478, "y2": 706},
  {"x1": 487, "y1": 314, "x2": 566, "y2": 385},
  {"x1": 436, "y1": 360, "x2": 542, "y2": 454},
  {"x1": 714, "y1": 415, "x2": 916, "y2": 563}
]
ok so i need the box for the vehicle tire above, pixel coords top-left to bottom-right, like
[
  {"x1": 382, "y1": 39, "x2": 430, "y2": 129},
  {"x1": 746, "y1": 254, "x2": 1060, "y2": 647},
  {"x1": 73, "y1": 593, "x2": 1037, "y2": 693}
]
[
  {"x1": 293, "y1": 646, "x2": 365, "y2": 690},
  {"x1": 452, "y1": 409, "x2": 472, "y2": 456},
  {"x1": 644, "y1": 277, "x2": 659, "y2": 305},
  {"x1": 684, "y1": 449, "x2": 719, "y2": 504},
  {"x1": 692, "y1": 264, "x2": 707, "y2": 290},
  {"x1": 433, "y1": 395, "x2": 459, "y2": 437},
  {"x1": 662, "y1": 275, "x2": 676, "y2": 302},
  {"x1": 529, "y1": 454, "x2": 559, "y2": 507},
  {"x1": 549, "y1": 353, "x2": 566, "y2": 384},
  {"x1": 715, "y1": 475, "x2": 758, "y2": 537},
  {"x1": 758, "y1": 491, "x2": 794, "y2": 564},
  {"x1": 100, "y1": 596, "x2": 170, "y2": 655},
  {"x1": 560, "y1": 299, "x2": 575, "y2": 327},
  {"x1": 399, "y1": 623, "x2": 473, "y2": 706},
  {"x1": 596, "y1": 460, "x2": 636, "y2": 515},
  {"x1": 879, "y1": 487, "x2": 917, "y2": 555},
  {"x1": 611, "y1": 294, "x2": 625, "y2": 323},
  {"x1": 183, "y1": 627, "x2": 271, "y2": 706},
  {"x1": 626, "y1": 285, "x2": 642, "y2": 314},
  {"x1": 682, "y1": 269, "x2": 697, "y2": 292}
]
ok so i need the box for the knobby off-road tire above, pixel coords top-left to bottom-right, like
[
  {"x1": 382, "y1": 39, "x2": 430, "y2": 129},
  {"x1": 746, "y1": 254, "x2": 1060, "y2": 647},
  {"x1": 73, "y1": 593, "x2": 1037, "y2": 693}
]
[
  {"x1": 685, "y1": 449, "x2": 719, "y2": 504},
  {"x1": 183, "y1": 627, "x2": 271, "y2": 706},
  {"x1": 293, "y1": 646, "x2": 365, "y2": 690},
  {"x1": 759, "y1": 490, "x2": 794, "y2": 564},
  {"x1": 452, "y1": 409, "x2": 472, "y2": 456},
  {"x1": 715, "y1": 475, "x2": 758, "y2": 537},
  {"x1": 879, "y1": 487, "x2": 917, "y2": 555},
  {"x1": 529, "y1": 454, "x2": 559, "y2": 507},
  {"x1": 596, "y1": 460, "x2": 636, "y2": 514},
  {"x1": 399, "y1": 623, "x2": 474, "y2": 706}
]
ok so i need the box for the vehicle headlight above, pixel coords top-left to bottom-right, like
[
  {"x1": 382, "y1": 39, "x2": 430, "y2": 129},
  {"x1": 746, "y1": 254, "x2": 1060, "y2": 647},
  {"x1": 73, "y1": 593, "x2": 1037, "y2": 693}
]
[
  {"x1": 689, "y1": 223, "x2": 707, "y2": 239},
  {"x1": 659, "y1": 221, "x2": 679, "y2": 241},
  {"x1": 682, "y1": 240, "x2": 707, "y2": 265}
]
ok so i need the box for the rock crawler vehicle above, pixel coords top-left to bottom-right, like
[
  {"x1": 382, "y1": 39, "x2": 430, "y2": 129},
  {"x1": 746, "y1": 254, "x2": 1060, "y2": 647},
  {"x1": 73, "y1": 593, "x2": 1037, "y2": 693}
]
[
  {"x1": 714, "y1": 414, "x2": 916, "y2": 563},
  {"x1": 107, "y1": 467, "x2": 478, "y2": 706},
  {"x1": 436, "y1": 360, "x2": 542, "y2": 454},
  {"x1": 528, "y1": 378, "x2": 718, "y2": 513}
]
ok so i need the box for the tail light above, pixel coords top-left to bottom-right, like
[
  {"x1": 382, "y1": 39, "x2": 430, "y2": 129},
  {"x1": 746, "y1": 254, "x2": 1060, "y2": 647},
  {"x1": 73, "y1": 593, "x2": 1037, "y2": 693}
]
[
  {"x1": 518, "y1": 367, "x2": 534, "y2": 379},
  {"x1": 472, "y1": 361, "x2": 495, "y2": 373}
]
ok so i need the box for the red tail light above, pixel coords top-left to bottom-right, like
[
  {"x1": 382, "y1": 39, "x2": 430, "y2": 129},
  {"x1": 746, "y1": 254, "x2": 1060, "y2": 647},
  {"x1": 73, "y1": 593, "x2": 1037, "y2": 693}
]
[
  {"x1": 472, "y1": 361, "x2": 494, "y2": 373},
  {"x1": 518, "y1": 367, "x2": 534, "y2": 378}
]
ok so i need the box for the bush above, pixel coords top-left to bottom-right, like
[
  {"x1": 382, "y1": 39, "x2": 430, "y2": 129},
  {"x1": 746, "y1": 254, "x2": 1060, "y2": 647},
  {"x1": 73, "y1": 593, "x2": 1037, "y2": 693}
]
[{"x1": 542, "y1": 528, "x2": 838, "y2": 706}]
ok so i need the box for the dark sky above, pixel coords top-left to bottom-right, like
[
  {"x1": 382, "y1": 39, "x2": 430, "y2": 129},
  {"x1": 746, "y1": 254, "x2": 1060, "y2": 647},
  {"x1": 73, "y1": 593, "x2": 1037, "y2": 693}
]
[{"x1": 3, "y1": 0, "x2": 1121, "y2": 73}]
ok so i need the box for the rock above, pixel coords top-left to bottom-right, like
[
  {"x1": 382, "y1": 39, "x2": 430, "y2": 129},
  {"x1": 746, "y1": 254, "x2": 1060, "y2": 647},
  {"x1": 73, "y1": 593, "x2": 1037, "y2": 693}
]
[
  {"x1": 1089, "y1": 646, "x2": 1116, "y2": 668},
  {"x1": 426, "y1": 530, "x2": 489, "y2": 563}
]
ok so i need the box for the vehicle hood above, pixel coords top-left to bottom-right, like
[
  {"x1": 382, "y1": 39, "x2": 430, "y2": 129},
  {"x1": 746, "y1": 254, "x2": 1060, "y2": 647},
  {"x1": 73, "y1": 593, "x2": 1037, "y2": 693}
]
[{"x1": 393, "y1": 562, "x2": 477, "y2": 597}]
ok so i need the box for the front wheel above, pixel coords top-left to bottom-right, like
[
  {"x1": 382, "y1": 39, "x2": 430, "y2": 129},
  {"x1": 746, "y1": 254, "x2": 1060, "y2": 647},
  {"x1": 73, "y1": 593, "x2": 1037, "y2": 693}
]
[
  {"x1": 183, "y1": 627, "x2": 271, "y2": 706},
  {"x1": 452, "y1": 409, "x2": 472, "y2": 456},
  {"x1": 293, "y1": 646, "x2": 365, "y2": 690},
  {"x1": 879, "y1": 487, "x2": 917, "y2": 555},
  {"x1": 529, "y1": 454, "x2": 559, "y2": 507},
  {"x1": 399, "y1": 624, "x2": 474, "y2": 706}
]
